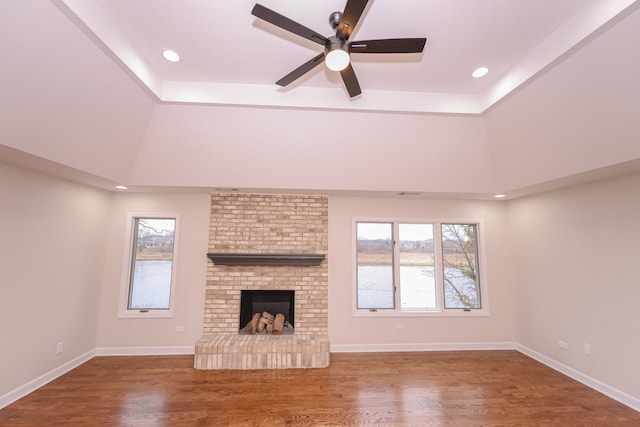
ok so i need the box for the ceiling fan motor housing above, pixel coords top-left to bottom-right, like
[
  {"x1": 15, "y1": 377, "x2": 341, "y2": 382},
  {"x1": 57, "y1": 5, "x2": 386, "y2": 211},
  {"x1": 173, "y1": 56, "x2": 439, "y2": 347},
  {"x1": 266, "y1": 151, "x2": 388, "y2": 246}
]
[
  {"x1": 329, "y1": 11, "x2": 342, "y2": 31},
  {"x1": 325, "y1": 35, "x2": 348, "y2": 55}
]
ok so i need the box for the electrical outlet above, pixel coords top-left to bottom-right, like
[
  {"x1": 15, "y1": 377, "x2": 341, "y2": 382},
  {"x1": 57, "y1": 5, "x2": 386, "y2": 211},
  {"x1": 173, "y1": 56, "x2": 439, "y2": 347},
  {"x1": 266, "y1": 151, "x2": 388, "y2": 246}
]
[
  {"x1": 175, "y1": 326, "x2": 185, "y2": 332},
  {"x1": 583, "y1": 343, "x2": 592, "y2": 355},
  {"x1": 56, "y1": 342, "x2": 64, "y2": 354},
  {"x1": 395, "y1": 323, "x2": 404, "y2": 329},
  {"x1": 558, "y1": 340, "x2": 568, "y2": 350}
]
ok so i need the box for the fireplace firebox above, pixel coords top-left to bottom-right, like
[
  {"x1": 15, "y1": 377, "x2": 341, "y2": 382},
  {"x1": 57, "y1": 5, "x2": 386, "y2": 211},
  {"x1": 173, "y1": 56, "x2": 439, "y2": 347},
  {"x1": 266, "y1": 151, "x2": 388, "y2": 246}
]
[{"x1": 239, "y1": 290, "x2": 295, "y2": 333}]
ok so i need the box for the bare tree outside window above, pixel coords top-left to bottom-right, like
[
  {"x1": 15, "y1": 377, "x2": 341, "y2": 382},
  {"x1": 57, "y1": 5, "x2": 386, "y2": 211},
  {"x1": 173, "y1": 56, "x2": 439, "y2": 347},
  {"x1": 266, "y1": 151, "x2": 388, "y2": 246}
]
[{"x1": 441, "y1": 224, "x2": 481, "y2": 309}]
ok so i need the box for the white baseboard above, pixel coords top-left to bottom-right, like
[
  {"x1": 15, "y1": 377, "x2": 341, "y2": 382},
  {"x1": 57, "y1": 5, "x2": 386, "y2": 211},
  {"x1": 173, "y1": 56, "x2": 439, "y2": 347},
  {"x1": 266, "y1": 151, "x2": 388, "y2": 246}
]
[
  {"x1": 330, "y1": 341, "x2": 517, "y2": 353},
  {"x1": 95, "y1": 345, "x2": 194, "y2": 356},
  {"x1": 0, "y1": 349, "x2": 95, "y2": 410},
  {"x1": 515, "y1": 343, "x2": 640, "y2": 412}
]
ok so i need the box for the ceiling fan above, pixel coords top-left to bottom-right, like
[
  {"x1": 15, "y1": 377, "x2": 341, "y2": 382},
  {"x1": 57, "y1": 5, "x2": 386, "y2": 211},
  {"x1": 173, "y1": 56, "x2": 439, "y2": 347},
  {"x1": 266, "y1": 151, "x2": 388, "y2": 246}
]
[{"x1": 251, "y1": 0, "x2": 426, "y2": 98}]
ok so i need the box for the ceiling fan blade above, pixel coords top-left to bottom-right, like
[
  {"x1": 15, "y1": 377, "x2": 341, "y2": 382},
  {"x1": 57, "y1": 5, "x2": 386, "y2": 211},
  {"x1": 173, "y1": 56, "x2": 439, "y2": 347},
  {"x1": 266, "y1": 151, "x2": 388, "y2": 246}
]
[
  {"x1": 252, "y1": 4, "x2": 327, "y2": 45},
  {"x1": 276, "y1": 53, "x2": 325, "y2": 87},
  {"x1": 349, "y1": 38, "x2": 427, "y2": 54},
  {"x1": 336, "y1": 0, "x2": 369, "y2": 40},
  {"x1": 340, "y1": 64, "x2": 362, "y2": 98}
]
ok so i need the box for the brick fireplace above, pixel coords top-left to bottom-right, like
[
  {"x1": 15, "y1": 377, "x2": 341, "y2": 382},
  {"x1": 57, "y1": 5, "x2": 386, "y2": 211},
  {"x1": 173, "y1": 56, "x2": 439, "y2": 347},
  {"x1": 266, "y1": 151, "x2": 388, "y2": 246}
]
[{"x1": 194, "y1": 193, "x2": 329, "y2": 369}]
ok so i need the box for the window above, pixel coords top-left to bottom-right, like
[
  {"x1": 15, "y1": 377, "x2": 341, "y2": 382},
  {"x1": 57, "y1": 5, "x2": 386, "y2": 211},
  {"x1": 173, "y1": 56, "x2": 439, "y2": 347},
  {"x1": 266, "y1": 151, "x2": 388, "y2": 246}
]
[
  {"x1": 355, "y1": 221, "x2": 484, "y2": 314},
  {"x1": 356, "y1": 222, "x2": 394, "y2": 309},
  {"x1": 119, "y1": 214, "x2": 179, "y2": 318},
  {"x1": 441, "y1": 223, "x2": 481, "y2": 309}
]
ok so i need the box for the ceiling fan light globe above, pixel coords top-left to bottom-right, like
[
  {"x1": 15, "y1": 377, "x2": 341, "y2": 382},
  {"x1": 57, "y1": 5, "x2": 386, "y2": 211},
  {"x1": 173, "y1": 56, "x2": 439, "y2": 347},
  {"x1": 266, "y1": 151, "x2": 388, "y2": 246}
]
[{"x1": 325, "y1": 49, "x2": 350, "y2": 71}]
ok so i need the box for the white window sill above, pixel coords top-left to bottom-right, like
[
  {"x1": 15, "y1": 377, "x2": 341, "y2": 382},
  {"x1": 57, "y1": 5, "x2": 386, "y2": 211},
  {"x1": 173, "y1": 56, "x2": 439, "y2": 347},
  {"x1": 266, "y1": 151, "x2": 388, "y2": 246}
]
[
  {"x1": 118, "y1": 310, "x2": 174, "y2": 319},
  {"x1": 352, "y1": 309, "x2": 490, "y2": 318}
]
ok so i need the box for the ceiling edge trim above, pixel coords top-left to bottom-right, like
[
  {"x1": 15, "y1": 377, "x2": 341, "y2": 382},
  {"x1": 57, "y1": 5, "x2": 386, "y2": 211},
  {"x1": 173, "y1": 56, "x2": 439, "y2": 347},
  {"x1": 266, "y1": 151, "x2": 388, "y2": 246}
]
[
  {"x1": 160, "y1": 81, "x2": 482, "y2": 114},
  {"x1": 479, "y1": 0, "x2": 639, "y2": 111}
]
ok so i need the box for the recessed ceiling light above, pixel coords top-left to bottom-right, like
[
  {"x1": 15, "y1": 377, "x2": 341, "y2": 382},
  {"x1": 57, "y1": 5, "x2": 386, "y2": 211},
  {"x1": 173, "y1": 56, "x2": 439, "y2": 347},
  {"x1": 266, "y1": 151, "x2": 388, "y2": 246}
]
[
  {"x1": 494, "y1": 194, "x2": 506, "y2": 199},
  {"x1": 472, "y1": 67, "x2": 489, "y2": 78},
  {"x1": 162, "y1": 49, "x2": 180, "y2": 63},
  {"x1": 115, "y1": 185, "x2": 128, "y2": 190}
]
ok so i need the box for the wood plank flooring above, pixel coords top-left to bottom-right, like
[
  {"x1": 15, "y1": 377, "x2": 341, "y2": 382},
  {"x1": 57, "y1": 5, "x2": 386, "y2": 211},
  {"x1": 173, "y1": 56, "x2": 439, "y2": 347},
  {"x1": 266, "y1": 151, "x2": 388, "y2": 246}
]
[{"x1": 1, "y1": 351, "x2": 638, "y2": 426}]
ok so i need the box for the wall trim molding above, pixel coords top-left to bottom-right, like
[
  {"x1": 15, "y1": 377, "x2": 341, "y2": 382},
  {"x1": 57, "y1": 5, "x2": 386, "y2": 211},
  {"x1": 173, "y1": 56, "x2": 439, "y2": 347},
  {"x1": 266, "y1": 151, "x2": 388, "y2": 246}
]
[
  {"x1": 330, "y1": 341, "x2": 517, "y2": 353},
  {"x1": 95, "y1": 346, "x2": 195, "y2": 356},
  {"x1": 0, "y1": 349, "x2": 96, "y2": 410},
  {"x1": 515, "y1": 343, "x2": 640, "y2": 412}
]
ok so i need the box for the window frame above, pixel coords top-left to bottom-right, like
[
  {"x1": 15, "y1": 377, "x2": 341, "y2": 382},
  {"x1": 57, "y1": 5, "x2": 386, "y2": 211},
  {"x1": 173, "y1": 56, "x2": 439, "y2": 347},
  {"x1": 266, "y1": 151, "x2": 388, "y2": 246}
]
[
  {"x1": 352, "y1": 217, "x2": 489, "y2": 317},
  {"x1": 118, "y1": 212, "x2": 180, "y2": 319}
]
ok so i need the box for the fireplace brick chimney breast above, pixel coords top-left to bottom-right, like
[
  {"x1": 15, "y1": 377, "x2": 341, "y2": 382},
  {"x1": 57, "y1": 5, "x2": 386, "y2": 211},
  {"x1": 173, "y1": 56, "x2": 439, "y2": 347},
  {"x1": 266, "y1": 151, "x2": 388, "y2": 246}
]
[{"x1": 195, "y1": 193, "x2": 329, "y2": 369}]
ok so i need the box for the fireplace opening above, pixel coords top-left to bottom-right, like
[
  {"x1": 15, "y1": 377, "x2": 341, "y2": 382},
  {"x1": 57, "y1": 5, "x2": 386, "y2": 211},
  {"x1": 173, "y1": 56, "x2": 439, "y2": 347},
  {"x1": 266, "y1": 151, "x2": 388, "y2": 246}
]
[{"x1": 239, "y1": 290, "x2": 294, "y2": 334}]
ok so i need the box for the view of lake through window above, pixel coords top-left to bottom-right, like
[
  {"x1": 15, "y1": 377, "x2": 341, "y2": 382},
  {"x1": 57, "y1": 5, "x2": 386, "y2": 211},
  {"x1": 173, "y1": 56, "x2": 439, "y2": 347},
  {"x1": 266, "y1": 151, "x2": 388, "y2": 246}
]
[
  {"x1": 399, "y1": 224, "x2": 436, "y2": 310},
  {"x1": 128, "y1": 218, "x2": 176, "y2": 310},
  {"x1": 356, "y1": 223, "x2": 394, "y2": 309},
  {"x1": 356, "y1": 221, "x2": 481, "y2": 311}
]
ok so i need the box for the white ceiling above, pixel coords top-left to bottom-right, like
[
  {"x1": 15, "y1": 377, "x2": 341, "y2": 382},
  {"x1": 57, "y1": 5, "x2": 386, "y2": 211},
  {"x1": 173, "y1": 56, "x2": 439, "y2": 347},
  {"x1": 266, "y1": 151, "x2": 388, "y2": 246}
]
[
  {"x1": 1, "y1": 0, "x2": 640, "y2": 199},
  {"x1": 56, "y1": 0, "x2": 635, "y2": 113}
]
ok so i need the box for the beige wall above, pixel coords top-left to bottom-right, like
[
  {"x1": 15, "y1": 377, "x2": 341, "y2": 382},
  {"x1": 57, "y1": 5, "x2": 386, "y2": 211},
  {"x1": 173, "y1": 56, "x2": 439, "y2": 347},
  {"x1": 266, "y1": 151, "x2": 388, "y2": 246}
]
[
  {"x1": 328, "y1": 196, "x2": 516, "y2": 348},
  {"x1": 4, "y1": 158, "x2": 639, "y2": 405},
  {"x1": 0, "y1": 162, "x2": 110, "y2": 396},
  {"x1": 96, "y1": 191, "x2": 211, "y2": 349},
  {"x1": 508, "y1": 171, "x2": 640, "y2": 400}
]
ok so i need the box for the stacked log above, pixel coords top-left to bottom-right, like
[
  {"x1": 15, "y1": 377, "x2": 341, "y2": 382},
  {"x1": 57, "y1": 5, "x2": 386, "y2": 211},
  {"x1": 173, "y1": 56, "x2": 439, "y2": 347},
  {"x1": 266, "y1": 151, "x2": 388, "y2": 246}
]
[
  {"x1": 273, "y1": 313, "x2": 285, "y2": 335},
  {"x1": 244, "y1": 313, "x2": 261, "y2": 335},
  {"x1": 257, "y1": 311, "x2": 274, "y2": 333},
  {"x1": 243, "y1": 311, "x2": 287, "y2": 335}
]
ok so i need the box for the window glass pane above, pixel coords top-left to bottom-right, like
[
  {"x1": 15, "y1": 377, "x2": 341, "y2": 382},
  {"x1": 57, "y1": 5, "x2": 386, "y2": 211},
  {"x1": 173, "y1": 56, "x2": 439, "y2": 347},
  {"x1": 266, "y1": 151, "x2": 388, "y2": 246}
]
[
  {"x1": 128, "y1": 218, "x2": 176, "y2": 310},
  {"x1": 441, "y1": 224, "x2": 481, "y2": 309},
  {"x1": 356, "y1": 222, "x2": 394, "y2": 309},
  {"x1": 399, "y1": 224, "x2": 436, "y2": 310}
]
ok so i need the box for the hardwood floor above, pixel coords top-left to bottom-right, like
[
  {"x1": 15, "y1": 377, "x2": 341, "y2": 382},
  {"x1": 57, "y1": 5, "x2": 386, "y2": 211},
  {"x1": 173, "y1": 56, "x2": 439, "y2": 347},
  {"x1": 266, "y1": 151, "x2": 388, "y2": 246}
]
[{"x1": 1, "y1": 351, "x2": 638, "y2": 426}]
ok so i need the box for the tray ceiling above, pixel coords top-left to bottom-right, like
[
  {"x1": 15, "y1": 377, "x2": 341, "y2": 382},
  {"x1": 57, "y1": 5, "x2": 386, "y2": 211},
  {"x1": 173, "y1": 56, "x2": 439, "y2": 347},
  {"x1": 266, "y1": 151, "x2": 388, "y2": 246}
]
[{"x1": 56, "y1": 0, "x2": 636, "y2": 113}]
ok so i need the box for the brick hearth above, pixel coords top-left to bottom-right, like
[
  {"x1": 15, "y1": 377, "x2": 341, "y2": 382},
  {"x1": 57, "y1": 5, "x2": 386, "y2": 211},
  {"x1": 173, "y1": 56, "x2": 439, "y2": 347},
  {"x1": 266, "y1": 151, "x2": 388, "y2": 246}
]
[
  {"x1": 194, "y1": 334, "x2": 329, "y2": 369},
  {"x1": 195, "y1": 193, "x2": 329, "y2": 370}
]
